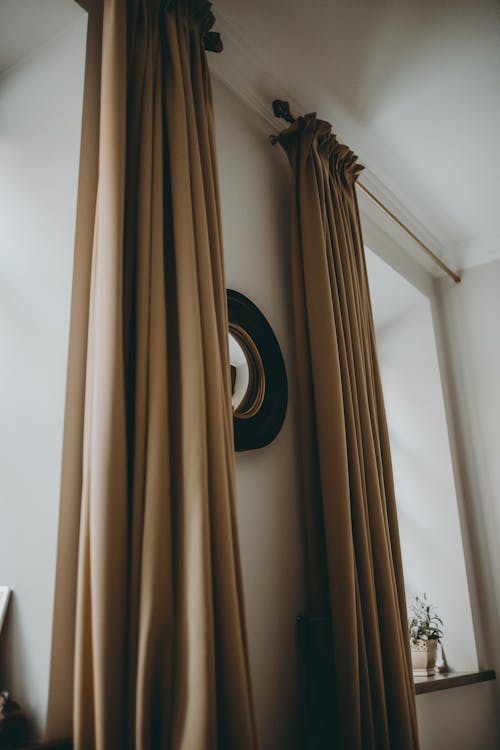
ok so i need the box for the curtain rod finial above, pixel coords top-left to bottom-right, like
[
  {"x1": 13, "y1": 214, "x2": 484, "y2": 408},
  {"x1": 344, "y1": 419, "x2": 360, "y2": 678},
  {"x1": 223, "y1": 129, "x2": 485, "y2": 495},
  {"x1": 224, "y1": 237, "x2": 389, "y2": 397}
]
[{"x1": 272, "y1": 100, "x2": 295, "y2": 123}]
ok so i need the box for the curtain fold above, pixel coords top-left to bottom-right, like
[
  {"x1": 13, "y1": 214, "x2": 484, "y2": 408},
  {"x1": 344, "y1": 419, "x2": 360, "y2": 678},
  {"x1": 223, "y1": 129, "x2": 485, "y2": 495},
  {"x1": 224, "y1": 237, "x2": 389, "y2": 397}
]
[
  {"x1": 277, "y1": 114, "x2": 419, "y2": 750},
  {"x1": 72, "y1": 1, "x2": 257, "y2": 748}
]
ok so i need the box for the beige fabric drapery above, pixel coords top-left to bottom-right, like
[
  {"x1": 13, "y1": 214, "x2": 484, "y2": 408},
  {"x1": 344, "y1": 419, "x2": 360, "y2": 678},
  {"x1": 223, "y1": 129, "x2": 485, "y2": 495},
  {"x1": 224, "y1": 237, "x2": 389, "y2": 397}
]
[
  {"x1": 62, "y1": 1, "x2": 257, "y2": 748},
  {"x1": 277, "y1": 115, "x2": 419, "y2": 749}
]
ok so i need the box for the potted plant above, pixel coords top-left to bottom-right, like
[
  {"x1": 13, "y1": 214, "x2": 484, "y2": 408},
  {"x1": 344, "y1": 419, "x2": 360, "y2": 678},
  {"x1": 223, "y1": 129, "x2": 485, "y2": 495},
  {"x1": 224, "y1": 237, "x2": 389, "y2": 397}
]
[{"x1": 408, "y1": 593, "x2": 443, "y2": 676}]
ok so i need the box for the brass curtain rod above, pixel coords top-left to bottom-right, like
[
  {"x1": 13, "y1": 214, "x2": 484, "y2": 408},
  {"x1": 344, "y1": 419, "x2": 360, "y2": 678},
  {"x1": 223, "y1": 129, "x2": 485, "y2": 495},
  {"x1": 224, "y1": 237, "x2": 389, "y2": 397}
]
[{"x1": 270, "y1": 100, "x2": 461, "y2": 285}]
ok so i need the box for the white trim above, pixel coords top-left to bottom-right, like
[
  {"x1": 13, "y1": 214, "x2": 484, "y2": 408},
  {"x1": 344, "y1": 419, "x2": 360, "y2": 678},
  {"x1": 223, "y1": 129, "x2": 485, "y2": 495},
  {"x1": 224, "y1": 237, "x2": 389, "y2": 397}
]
[{"x1": 0, "y1": 586, "x2": 11, "y2": 635}]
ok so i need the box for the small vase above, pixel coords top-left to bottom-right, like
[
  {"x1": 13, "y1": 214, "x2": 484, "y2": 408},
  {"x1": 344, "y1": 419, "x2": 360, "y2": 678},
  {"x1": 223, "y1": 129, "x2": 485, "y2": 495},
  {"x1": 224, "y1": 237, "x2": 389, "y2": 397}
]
[{"x1": 411, "y1": 639, "x2": 438, "y2": 676}]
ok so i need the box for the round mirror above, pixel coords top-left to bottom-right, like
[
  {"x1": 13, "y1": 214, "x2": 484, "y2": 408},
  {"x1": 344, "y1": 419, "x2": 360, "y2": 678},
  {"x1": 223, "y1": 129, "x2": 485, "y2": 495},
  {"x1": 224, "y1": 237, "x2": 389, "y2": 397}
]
[{"x1": 227, "y1": 289, "x2": 287, "y2": 452}]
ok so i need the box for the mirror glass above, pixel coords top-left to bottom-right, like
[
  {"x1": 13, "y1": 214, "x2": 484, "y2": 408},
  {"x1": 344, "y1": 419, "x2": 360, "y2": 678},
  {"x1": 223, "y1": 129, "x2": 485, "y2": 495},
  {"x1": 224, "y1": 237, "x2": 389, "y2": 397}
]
[{"x1": 229, "y1": 329, "x2": 250, "y2": 412}]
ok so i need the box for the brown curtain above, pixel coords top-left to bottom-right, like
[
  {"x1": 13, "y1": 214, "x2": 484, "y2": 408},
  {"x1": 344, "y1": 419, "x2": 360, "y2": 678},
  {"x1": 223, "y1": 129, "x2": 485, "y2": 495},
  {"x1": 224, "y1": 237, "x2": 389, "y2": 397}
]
[
  {"x1": 70, "y1": 1, "x2": 257, "y2": 748},
  {"x1": 277, "y1": 115, "x2": 419, "y2": 749}
]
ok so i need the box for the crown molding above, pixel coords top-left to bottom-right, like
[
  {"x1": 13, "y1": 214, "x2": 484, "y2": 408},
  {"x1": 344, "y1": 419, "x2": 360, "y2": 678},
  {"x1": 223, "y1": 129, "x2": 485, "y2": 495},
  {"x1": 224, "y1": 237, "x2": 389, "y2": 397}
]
[
  {"x1": 209, "y1": 10, "x2": 304, "y2": 134},
  {"x1": 444, "y1": 228, "x2": 500, "y2": 272},
  {"x1": 209, "y1": 9, "x2": 458, "y2": 279}
]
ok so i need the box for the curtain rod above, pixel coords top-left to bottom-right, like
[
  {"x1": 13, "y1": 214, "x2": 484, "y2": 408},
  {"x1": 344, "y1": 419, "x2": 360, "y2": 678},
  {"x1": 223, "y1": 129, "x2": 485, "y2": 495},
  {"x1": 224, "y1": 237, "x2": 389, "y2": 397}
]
[{"x1": 270, "y1": 100, "x2": 461, "y2": 284}]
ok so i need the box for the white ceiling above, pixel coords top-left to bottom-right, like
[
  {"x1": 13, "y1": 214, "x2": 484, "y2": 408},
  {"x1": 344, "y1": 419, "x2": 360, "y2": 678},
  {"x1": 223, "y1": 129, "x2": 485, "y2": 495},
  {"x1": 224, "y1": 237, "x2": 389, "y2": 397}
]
[
  {"x1": 0, "y1": 0, "x2": 84, "y2": 74},
  {"x1": 1, "y1": 1, "x2": 498, "y2": 273},
  {"x1": 212, "y1": 0, "x2": 500, "y2": 272}
]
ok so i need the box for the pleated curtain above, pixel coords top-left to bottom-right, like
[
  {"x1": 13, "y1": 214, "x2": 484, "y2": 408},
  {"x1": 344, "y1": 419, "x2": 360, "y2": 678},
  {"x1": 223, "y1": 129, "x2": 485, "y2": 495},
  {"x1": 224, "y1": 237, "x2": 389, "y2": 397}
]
[
  {"x1": 277, "y1": 115, "x2": 420, "y2": 749},
  {"x1": 69, "y1": 1, "x2": 257, "y2": 748}
]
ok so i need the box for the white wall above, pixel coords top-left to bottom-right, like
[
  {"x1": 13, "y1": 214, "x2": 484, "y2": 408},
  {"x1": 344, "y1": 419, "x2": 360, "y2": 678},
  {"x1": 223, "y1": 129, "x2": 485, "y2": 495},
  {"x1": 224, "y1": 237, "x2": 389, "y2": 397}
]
[
  {"x1": 416, "y1": 680, "x2": 499, "y2": 750},
  {"x1": 212, "y1": 76, "x2": 308, "y2": 750},
  {"x1": 436, "y1": 259, "x2": 500, "y2": 721},
  {"x1": 0, "y1": 16, "x2": 87, "y2": 738}
]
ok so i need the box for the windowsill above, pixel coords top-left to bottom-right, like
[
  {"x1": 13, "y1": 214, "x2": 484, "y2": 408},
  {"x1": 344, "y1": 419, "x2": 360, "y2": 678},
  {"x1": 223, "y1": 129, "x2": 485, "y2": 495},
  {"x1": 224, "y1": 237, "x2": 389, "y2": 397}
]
[{"x1": 414, "y1": 669, "x2": 496, "y2": 695}]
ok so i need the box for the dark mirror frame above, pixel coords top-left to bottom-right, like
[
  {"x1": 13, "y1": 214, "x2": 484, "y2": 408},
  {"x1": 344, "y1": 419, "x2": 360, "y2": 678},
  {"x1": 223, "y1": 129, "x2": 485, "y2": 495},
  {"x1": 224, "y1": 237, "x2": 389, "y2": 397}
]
[{"x1": 227, "y1": 289, "x2": 288, "y2": 452}]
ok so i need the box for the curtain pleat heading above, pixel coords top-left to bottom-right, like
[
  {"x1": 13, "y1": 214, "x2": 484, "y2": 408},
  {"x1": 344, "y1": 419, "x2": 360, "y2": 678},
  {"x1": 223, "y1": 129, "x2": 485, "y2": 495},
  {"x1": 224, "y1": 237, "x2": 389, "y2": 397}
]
[
  {"x1": 71, "y1": 1, "x2": 257, "y2": 748},
  {"x1": 277, "y1": 114, "x2": 420, "y2": 750}
]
